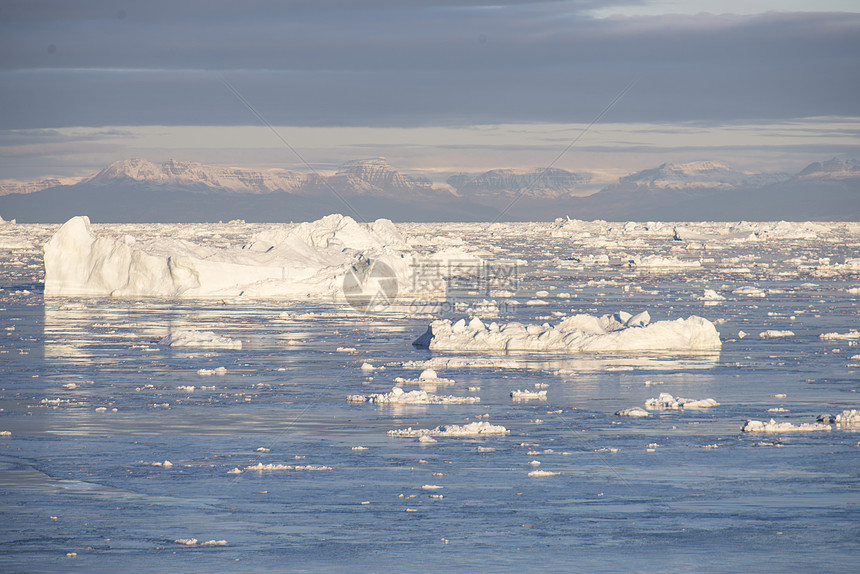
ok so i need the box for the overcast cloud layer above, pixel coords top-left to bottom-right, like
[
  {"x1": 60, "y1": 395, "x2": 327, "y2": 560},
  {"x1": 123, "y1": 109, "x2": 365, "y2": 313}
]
[{"x1": 1, "y1": 1, "x2": 858, "y2": 180}]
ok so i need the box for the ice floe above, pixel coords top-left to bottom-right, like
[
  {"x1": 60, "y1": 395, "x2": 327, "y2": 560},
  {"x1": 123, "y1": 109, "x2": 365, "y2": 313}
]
[
  {"x1": 732, "y1": 286, "x2": 767, "y2": 297},
  {"x1": 394, "y1": 368, "x2": 455, "y2": 385},
  {"x1": 197, "y1": 366, "x2": 227, "y2": 376},
  {"x1": 644, "y1": 392, "x2": 719, "y2": 409},
  {"x1": 817, "y1": 410, "x2": 860, "y2": 427},
  {"x1": 627, "y1": 255, "x2": 701, "y2": 269},
  {"x1": 820, "y1": 330, "x2": 860, "y2": 340},
  {"x1": 615, "y1": 407, "x2": 650, "y2": 417},
  {"x1": 699, "y1": 289, "x2": 726, "y2": 301},
  {"x1": 401, "y1": 357, "x2": 520, "y2": 369},
  {"x1": 174, "y1": 538, "x2": 227, "y2": 546},
  {"x1": 347, "y1": 386, "x2": 479, "y2": 404},
  {"x1": 413, "y1": 312, "x2": 721, "y2": 352},
  {"x1": 510, "y1": 389, "x2": 547, "y2": 400},
  {"x1": 759, "y1": 330, "x2": 795, "y2": 339},
  {"x1": 528, "y1": 469, "x2": 559, "y2": 477},
  {"x1": 741, "y1": 419, "x2": 831, "y2": 432},
  {"x1": 387, "y1": 421, "x2": 509, "y2": 437},
  {"x1": 159, "y1": 330, "x2": 241, "y2": 349},
  {"x1": 238, "y1": 463, "x2": 333, "y2": 472}
]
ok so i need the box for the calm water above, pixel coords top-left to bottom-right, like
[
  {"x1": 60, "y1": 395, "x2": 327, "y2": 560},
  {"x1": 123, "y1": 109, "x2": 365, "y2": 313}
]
[{"x1": 1, "y1": 221, "x2": 858, "y2": 572}]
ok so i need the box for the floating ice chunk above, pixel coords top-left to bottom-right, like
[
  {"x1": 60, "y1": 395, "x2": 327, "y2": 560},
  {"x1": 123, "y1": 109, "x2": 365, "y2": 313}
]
[
  {"x1": 159, "y1": 330, "x2": 241, "y2": 349},
  {"x1": 615, "y1": 407, "x2": 650, "y2": 417},
  {"x1": 510, "y1": 389, "x2": 547, "y2": 400},
  {"x1": 644, "y1": 392, "x2": 718, "y2": 409},
  {"x1": 394, "y1": 368, "x2": 456, "y2": 385},
  {"x1": 197, "y1": 367, "x2": 227, "y2": 376},
  {"x1": 741, "y1": 419, "x2": 831, "y2": 432},
  {"x1": 418, "y1": 436, "x2": 437, "y2": 443},
  {"x1": 737, "y1": 330, "x2": 748, "y2": 339},
  {"x1": 819, "y1": 410, "x2": 860, "y2": 426},
  {"x1": 820, "y1": 330, "x2": 860, "y2": 340},
  {"x1": 0, "y1": 431, "x2": 10, "y2": 436},
  {"x1": 699, "y1": 289, "x2": 725, "y2": 301},
  {"x1": 760, "y1": 330, "x2": 795, "y2": 339},
  {"x1": 836, "y1": 409, "x2": 860, "y2": 426},
  {"x1": 200, "y1": 540, "x2": 228, "y2": 546},
  {"x1": 414, "y1": 312, "x2": 720, "y2": 352},
  {"x1": 528, "y1": 470, "x2": 559, "y2": 477},
  {"x1": 421, "y1": 484, "x2": 444, "y2": 490},
  {"x1": 360, "y1": 362, "x2": 375, "y2": 371},
  {"x1": 628, "y1": 255, "x2": 701, "y2": 269},
  {"x1": 177, "y1": 385, "x2": 195, "y2": 392},
  {"x1": 241, "y1": 463, "x2": 332, "y2": 472},
  {"x1": 388, "y1": 421, "x2": 509, "y2": 437},
  {"x1": 402, "y1": 357, "x2": 520, "y2": 369},
  {"x1": 347, "y1": 387, "x2": 479, "y2": 404},
  {"x1": 175, "y1": 538, "x2": 198, "y2": 546},
  {"x1": 732, "y1": 286, "x2": 767, "y2": 297}
]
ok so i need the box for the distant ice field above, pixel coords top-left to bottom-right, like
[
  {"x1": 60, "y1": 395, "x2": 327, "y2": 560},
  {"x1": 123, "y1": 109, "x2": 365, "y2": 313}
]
[{"x1": 0, "y1": 218, "x2": 858, "y2": 572}]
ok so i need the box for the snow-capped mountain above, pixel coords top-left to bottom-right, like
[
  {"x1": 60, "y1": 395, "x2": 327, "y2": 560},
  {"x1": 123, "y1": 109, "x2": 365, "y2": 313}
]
[
  {"x1": 447, "y1": 167, "x2": 591, "y2": 198},
  {"x1": 84, "y1": 157, "x2": 440, "y2": 198},
  {"x1": 1, "y1": 157, "x2": 857, "y2": 222},
  {"x1": 615, "y1": 161, "x2": 786, "y2": 191},
  {"x1": 88, "y1": 158, "x2": 307, "y2": 194},
  {"x1": 794, "y1": 157, "x2": 860, "y2": 180},
  {"x1": 331, "y1": 158, "x2": 434, "y2": 196},
  {"x1": 0, "y1": 177, "x2": 84, "y2": 197}
]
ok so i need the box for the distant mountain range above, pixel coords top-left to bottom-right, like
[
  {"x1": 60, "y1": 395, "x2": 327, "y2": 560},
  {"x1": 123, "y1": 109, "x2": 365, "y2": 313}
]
[{"x1": 0, "y1": 157, "x2": 858, "y2": 222}]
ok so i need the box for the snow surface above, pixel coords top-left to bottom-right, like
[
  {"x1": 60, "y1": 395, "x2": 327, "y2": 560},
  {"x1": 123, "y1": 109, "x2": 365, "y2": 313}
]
[{"x1": 414, "y1": 312, "x2": 720, "y2": 352}]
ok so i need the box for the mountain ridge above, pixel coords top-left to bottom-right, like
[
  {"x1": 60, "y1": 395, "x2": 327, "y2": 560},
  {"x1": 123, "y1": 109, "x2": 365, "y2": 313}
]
[{"x1": 1, "y1": 157, "x2": 857, "y2": 222}]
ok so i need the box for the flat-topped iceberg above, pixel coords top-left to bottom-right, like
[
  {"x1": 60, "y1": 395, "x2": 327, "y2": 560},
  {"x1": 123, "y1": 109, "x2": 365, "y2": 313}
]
[
  {"x1": 413, "y1": 311, "x2": 721, "y2": 352},
  {"x1": 42, "y1": 214, "x2": 455, "y2": 299}
]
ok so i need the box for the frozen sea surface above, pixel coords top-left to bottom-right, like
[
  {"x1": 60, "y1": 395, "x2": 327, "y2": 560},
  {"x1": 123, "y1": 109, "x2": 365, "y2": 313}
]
[{"x1": 1, "y1": 219, "x2": 859, "y2": 572}]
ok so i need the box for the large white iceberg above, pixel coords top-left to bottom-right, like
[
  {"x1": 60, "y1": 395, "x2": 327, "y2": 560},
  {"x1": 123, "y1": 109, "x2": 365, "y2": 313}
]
[
  {"x1": 42, "y1": 214, "x2": 439, "y2": 299},
  {"x1": 413, "y1": 312, "x2": 721, "y2": 352}
]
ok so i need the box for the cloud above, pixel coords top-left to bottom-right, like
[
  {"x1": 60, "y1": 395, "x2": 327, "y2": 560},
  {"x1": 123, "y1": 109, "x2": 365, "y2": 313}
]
[{"x1": 0, "y1": 4, "x2": 858, "y2": 130}]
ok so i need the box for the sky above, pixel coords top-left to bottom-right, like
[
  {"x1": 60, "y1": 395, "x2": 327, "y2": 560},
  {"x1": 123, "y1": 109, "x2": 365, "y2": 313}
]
[{"x1": 1, "y1": 0, "x2": 859, "y2": 187}]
